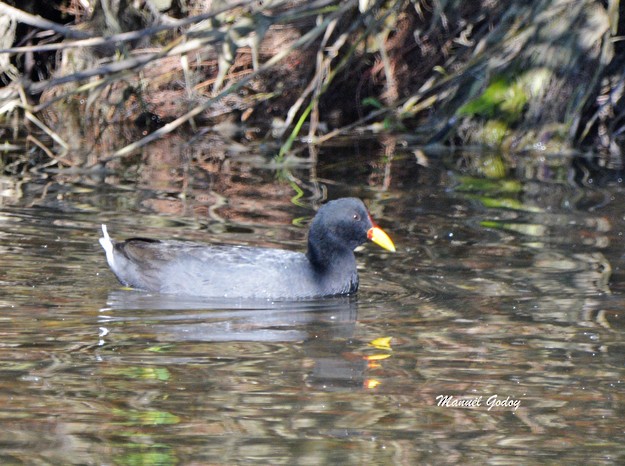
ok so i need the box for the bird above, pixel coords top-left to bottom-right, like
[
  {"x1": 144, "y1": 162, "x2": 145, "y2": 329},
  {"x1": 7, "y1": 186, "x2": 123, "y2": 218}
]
[{"x1": 98, "y1": 197, "x2": 395, "y2": 300}]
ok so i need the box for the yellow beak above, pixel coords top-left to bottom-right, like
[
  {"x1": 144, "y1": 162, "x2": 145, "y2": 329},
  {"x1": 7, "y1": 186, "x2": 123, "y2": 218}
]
[{"x1": 367, "y1": 226, "x2": 396, "y2": 252}]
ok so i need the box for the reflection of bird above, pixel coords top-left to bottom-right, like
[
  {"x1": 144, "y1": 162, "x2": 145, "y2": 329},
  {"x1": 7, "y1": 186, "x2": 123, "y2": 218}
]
[{"x1": 99, "y1": 198, "x2": 395, "y2": 299}]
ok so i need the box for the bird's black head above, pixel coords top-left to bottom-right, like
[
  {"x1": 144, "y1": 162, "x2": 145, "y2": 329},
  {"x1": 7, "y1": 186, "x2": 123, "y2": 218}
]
[{"x1": 307, "y1": 198, "x2": 395, "y2": 268}]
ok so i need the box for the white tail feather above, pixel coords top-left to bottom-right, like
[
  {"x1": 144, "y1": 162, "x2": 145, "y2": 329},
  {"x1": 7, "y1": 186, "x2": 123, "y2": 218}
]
[{"x1": 99, "y1": 224, "x2": 115, "y2": 267}]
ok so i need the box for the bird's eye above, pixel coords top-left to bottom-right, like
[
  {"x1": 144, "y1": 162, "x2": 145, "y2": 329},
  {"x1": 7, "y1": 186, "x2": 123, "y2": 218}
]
[{"x1": 353, "y1": 213, "x2": 361, "y2": 221}]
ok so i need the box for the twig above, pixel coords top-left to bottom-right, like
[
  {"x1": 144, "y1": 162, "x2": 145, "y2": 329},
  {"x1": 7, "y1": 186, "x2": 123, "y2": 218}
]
[
  {"x1": 23, "y1": 110, "x2": 68, "y2": 154},
  {"x1": 314, "y1": 106, "x2": 390, "y2": 144},
  {"x1": 26, "y1": 134, "x2": 74, "y2": 167},
  {"x1": 0, "y1": 0, "x2": 254, "y2": 53},
  {"x1": 0, "y1": 1, "x2": 92, "y2": 39},
  {"x1": 27, "y1": 51, "x2": 161, "y2": 95}
]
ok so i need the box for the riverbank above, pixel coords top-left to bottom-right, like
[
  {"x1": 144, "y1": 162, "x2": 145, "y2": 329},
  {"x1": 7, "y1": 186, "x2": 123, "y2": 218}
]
[{"x1": 1, "y1": 0, "x2": 623, "y2": 176}]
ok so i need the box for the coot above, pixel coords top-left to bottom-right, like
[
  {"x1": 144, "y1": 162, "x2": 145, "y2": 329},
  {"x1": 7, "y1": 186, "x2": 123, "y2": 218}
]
[{"x1": 99, "y1": 197, "x2": 395, "y2": 299}]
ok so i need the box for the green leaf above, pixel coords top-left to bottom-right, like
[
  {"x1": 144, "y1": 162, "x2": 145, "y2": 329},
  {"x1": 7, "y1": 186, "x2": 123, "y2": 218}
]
[{"x1": 361, "y1": 97, "x2": 384, "y2": 109}]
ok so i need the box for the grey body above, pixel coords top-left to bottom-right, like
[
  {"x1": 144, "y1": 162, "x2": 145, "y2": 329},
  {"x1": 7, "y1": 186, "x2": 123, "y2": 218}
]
[{"x1": 99, "y1": 226, "x2": 358, "y2": 299}]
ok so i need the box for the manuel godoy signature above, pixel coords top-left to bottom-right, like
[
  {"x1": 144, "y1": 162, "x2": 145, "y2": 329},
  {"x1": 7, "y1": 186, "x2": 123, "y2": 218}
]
[{"x1": 435, "y1": 394, "x2": 521, "y2": 411}]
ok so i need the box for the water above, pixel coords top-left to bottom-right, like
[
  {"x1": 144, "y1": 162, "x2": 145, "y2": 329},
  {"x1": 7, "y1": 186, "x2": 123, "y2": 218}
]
[{"x1": 1, "y1": 144, "x2": 625, "y2": 464}]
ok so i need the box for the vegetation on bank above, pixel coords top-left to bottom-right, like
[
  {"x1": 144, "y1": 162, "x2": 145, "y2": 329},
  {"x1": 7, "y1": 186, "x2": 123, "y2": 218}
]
[{"x1": 0, "y1": 0, "x2": 624, "y2": 175}]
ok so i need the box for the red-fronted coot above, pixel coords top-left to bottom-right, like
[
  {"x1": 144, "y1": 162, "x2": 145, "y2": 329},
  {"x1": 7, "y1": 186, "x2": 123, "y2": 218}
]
[{"x1": 99, "y1": 197, "x2": 395, "y2": 299}]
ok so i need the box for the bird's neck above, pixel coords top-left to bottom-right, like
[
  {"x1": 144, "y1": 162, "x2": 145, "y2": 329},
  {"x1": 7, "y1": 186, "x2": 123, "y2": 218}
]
[
  {"x1": 306, "y1": 237, "x2": 355, "y2": 271},
  {"x1": 306, "y1": 236, "x2": 359, "y2": 295}
]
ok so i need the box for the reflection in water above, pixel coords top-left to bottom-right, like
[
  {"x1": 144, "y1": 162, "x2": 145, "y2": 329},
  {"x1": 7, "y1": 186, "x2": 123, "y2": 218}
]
[
  {"x1": 100, "y1": 290, "x2": 358, "y2": 344},
  {"x1": 100, "y1": 290, "x2": 370, "y2": 392},
  {"x1": 1, "y1": 147, "x2": 625, "y2": 464}
]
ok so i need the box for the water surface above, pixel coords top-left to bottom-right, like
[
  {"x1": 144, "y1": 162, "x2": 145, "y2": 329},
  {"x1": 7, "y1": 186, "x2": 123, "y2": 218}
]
[{"x1": 1, "y1": 144, "x2": 624, "y2": 464}]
